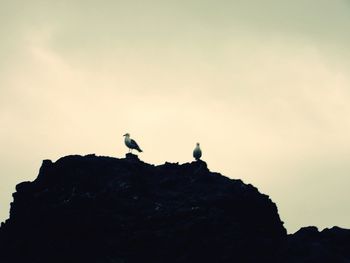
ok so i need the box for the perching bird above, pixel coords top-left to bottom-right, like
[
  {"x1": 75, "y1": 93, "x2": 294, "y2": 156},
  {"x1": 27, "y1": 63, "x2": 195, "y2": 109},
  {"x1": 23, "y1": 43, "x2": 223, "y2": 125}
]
[
  {"x1": 123, "y1": 133, "x2": 143, "y2": 153},
  {"x1": 193, "y1": 143, "x2": 202, "y2": 160}
]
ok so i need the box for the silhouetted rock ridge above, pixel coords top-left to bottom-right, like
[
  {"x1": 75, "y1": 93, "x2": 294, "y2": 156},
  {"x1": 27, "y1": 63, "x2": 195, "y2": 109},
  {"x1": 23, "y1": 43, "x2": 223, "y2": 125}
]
[{"x1": 0, "y1": 154, "x2": 349, "y2": 262}]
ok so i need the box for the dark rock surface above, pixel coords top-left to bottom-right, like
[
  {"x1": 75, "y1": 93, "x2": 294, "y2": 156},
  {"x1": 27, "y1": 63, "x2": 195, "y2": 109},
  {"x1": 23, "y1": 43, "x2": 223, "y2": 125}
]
[
  {"x1": 0, "y1": 154, "x2": 349, "y2": 263},
  {"x1": 283, "y1": 226, "x2": 350, "y2": 263}
]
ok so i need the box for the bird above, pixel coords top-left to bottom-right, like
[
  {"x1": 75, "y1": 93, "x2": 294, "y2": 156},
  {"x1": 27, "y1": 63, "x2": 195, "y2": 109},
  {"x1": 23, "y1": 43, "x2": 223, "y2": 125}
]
[
  {"x1": 123, "y1": 133, "x2": 143, "y2": 153},
  {"x1": 193, "y1": 143, "x2": 202, "y2": 160}
]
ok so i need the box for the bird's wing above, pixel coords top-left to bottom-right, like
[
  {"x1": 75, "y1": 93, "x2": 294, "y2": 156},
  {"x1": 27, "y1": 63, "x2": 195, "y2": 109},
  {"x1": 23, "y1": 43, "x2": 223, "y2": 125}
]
[{"x1": 130, "y1": 139, "x2": 140, "y2": 149}]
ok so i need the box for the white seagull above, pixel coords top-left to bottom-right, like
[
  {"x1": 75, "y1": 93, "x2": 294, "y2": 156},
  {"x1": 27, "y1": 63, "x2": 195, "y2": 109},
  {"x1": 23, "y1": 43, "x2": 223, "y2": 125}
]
[
  {"x1": 123, "y1": 133, "x2": 143, "y2": 153},
  {"x1": 193, "y1": 143, "x2": 202, "y2": 160}
]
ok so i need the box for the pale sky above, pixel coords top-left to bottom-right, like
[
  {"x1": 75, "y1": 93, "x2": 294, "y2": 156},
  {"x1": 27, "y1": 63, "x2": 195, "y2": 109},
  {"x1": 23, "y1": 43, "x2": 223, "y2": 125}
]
[{"x1": 1, "y1": 0, "x2": 350, "y2": 233}]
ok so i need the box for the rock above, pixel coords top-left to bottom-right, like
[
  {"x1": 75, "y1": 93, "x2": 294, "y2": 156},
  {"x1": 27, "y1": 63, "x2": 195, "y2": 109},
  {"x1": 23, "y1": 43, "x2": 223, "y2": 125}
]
[
  {"x1": 0, "y1": 154, "x2": 348, "y2": 263},
  {"x1": 125, "y1": 153, "x2": 140, "y2": 161},
  {"x1": 281, "y1": 226, "x2": 350, "y2": 263}
]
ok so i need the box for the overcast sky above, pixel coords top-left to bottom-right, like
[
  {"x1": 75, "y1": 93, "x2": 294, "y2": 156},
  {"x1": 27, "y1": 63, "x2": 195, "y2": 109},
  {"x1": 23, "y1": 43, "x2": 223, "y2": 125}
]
[{"x1": 1, "y1": 0, "x2": 350, "y2": 233}]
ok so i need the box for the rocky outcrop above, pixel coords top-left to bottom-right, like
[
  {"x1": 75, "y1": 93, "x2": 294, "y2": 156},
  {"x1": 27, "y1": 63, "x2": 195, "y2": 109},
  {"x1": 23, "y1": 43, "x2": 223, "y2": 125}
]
[
  {"x1": 0, "y1": 154, "x2": 349, "y2": 263},
  {"x1": 283, "y1": 226, "x2": 350, "y2": 263}
]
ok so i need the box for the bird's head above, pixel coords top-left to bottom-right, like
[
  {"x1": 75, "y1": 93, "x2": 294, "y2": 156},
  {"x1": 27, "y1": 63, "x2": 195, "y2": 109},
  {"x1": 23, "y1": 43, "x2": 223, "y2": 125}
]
[
  {"x1": 196, "y1": 142, "x2": 200, "y2": 146},
  {"x1": 123, "y1": 133, "x2": 130, "y2": 137}
]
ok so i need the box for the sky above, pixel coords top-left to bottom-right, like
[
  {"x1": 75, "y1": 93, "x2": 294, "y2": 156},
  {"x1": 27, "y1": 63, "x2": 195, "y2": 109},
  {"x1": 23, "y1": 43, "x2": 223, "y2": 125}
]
[{"x1": 1, "y1": 0, "x2": 350, "y2": 233}]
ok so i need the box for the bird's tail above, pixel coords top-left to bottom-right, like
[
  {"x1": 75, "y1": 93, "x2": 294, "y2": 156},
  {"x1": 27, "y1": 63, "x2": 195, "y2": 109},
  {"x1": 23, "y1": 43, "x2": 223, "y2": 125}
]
[{"x1": 136, "y1": 147, "x2": 143, "y2": 152}]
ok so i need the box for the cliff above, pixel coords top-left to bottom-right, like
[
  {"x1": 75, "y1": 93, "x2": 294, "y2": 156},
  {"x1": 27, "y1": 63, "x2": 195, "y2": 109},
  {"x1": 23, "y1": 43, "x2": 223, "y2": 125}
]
[{"x1": 0, "y1": 154, "x2": 349, "y2": 262}]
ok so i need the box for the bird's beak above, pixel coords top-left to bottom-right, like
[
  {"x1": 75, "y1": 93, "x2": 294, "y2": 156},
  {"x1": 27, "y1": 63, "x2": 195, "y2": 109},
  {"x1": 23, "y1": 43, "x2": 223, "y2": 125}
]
[{"x1": 123, "y1": 134, "x2": 126, "y2": 136}]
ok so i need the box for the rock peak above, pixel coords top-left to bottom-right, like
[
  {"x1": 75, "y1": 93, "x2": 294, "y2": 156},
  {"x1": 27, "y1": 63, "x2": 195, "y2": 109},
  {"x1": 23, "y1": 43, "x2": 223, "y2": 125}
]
[{"x1": 125, "y1": 152, "x2": 140, "y2": 161}]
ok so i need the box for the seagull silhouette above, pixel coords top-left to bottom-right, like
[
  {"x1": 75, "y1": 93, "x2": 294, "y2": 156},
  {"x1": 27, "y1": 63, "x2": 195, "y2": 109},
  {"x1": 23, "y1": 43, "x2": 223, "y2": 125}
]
[
  {"x1": 193, "y1": 142, "x2": 202, "y2": 160},
  {"x1": 123, "y1": 133, "x2": 143, "y2": 153}
]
